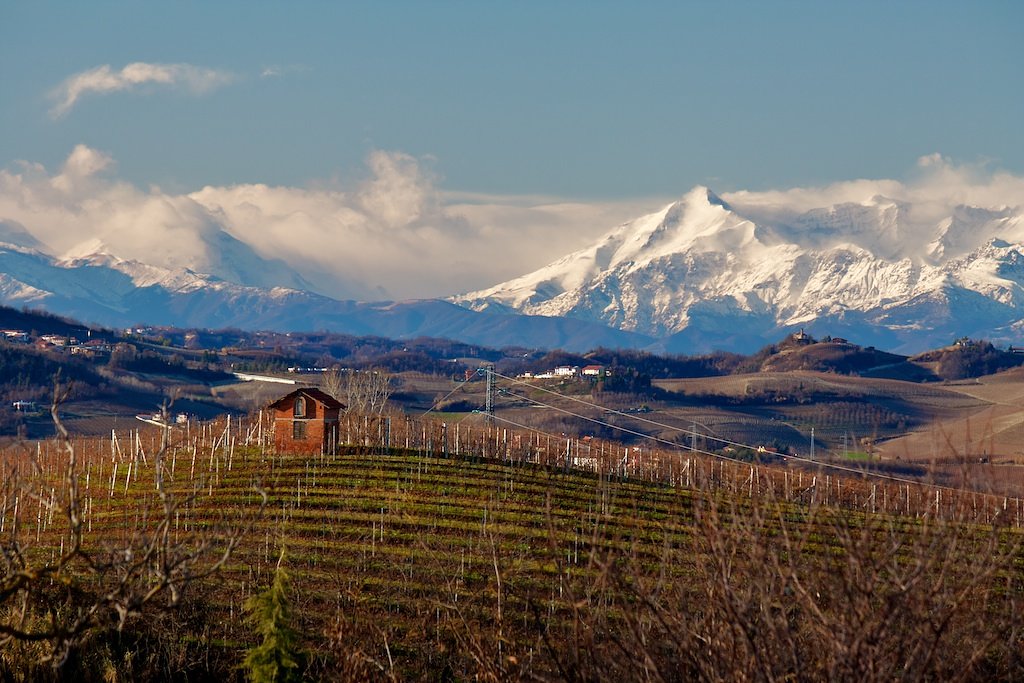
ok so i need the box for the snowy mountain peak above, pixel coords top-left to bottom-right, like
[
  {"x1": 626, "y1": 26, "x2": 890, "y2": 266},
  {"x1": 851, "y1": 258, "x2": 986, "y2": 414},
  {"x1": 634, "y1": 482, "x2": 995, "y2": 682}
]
[
  {"x1": 60, "y1": 226, "x2": 313, "y2": 293},
  {"x1": 453, "y1": 185, "x2": 1024, "y2": 353},
  {"x1": 0, "y1": 220, "x2": 46, "y2": 252},
  {"x1": 60, "y1": 237, "x2": 110, "y2": 261},
  {"x1": 678, "y1": 184, "x2": 728, "y2": 209},
  {"x1": 702, "y1": 186, "x2": 729, "y2": 208},
  {"x1": 453, "y1": 188, "x2": 747, "y2": 314}
]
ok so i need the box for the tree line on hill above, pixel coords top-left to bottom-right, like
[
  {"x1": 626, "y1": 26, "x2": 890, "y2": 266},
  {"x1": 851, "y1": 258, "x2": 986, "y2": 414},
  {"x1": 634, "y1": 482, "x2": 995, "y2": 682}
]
[
  {"x1": 915, "y1": 339, "x2": 1024, "y2": 380},
  {"x1": 7, "y1": 304, "x2": 1024, "y2": 409}
]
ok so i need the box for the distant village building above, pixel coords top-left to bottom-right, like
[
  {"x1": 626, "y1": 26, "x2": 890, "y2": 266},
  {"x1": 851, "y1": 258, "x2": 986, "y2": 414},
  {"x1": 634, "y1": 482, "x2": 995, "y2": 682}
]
[
  {"x1": 519, "y1": 364, "x2": 610, "y2": 380},
  {"x1": 792, "y1": 328, "x2": 812, "y2": 344},
  {"x1": 40, "y1": 334, "x2": 76, "y2": 347},
  {"x1": 71, "y1": 339, "x2": 112, "y2": 357},
  {"x1": 35, "y1": 336, "x2": 75, "y2": 353},
  {"x1": 268, "y1": 388, "x2": 344, "y2": 454},
  {"x1": 123, "y1": 327, "x2": 156, "y2": 339}
]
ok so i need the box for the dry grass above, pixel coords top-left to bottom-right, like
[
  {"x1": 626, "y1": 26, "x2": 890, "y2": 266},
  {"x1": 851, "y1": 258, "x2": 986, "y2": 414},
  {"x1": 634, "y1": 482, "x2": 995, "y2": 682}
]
[{"x1": 876, "y1": 368, "x2": 1024, "y2": 466}]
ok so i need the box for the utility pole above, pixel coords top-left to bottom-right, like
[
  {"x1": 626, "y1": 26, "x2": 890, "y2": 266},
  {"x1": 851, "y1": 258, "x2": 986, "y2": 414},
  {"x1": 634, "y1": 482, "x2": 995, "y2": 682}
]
[{"x1": 810, "y1": 426, "x2": 815, "y2": 461}]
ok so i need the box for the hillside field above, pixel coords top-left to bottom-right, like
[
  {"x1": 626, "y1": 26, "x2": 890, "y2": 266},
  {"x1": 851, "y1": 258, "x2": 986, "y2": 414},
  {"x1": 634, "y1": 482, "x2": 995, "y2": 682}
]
[
  {"x1": 2, "y1": 414, "x2": 1024, "y2": 681},
  {"x1": 648, "y1": 369, "x2": 1024, "y2": 495}
]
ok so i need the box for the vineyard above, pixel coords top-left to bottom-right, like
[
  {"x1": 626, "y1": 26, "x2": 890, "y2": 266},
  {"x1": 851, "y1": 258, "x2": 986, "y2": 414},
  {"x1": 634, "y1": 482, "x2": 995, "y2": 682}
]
[{"x1": 2, "y1": 411, "x2": 1024, "y2": 680}]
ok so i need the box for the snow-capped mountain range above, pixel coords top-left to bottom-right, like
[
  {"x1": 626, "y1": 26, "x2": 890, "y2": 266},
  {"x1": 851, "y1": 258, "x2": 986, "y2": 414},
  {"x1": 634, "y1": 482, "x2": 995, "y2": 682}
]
[
  {"x1": 453, "y1": 187, "x2": 1024, "y2": 353},
  {"x1": 0, "y1": 236, "x2": 649, "y2": 352},
  {"x1": 2, "y1": 184, "x2": 1024, "y2": 354}
]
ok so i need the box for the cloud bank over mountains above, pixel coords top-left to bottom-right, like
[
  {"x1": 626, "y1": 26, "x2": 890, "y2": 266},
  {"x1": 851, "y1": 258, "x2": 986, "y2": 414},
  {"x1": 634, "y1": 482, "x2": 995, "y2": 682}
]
[
  {"x1": 0, "y1": 146, "x2": 650, "y2": 299},
  {"x1": 0, "y1": 145, "x2": 1022, "y2": 304},
  {"x1": 724, "y1": 155, "x2": 1023, "y2": 233}
]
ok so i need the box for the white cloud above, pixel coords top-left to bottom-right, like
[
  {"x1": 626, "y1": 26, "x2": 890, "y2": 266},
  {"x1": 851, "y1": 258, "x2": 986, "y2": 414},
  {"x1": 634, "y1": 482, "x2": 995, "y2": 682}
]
[
  {"x1": 0, "y1": 146, "x2": 231, "y2": 277},
  {"x1": 723, "y1": 156, "x2": 1024, "y2": 222},
  {"x1": 260, "y1": 64, "x2": 309, "y2": 79},
  {"x1": 50, "y1": 144, "x2": 114, "y2": 193},
  {"x1": 718, "y1": 157, "x2": 1024, "y2": 262},
  {"x1": 50, "y1": 62, "x2": 234, "y2": 118},
  {"x1": 0, "y1": 146, "x2": 645, "y2": 299},
  {"x1": 188, "y1": 152, "x2": 651, "y2": 299},
  {"x1": 917, "y1": 152, "x2": 949, "y2": 169}
]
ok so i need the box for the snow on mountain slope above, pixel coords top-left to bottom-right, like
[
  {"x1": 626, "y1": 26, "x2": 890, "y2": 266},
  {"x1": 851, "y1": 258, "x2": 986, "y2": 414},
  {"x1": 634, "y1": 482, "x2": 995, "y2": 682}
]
[
  {"x1": 453, "y1": 187, "x2": 1024, "y2": 352},
  {"x1": 0, "y1": 220, "x2": 45, "y2": 251},
  {"x1": 0, "y1": 242, "x2": 246, "y2": 319},
  {"x1": 0, "y1": 240, "x2": 648, "y2": 352},
  {"x1": 61, "y1": 224, "x2": 314, "y2": 293}
]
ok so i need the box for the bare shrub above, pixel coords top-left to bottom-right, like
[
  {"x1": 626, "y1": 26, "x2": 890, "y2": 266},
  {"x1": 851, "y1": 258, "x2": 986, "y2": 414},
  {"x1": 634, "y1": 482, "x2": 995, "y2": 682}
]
[
  {"x1": 530, "y1": 488, "x2": 1024, "y2": 681},
  {"x1": 0, "y1": 389, "x2": 265, "y2": 674}
]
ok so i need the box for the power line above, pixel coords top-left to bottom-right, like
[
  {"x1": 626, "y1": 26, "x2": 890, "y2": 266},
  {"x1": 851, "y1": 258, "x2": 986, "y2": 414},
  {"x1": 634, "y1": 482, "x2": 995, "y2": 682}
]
[
  {"x1": 495, "y1": 371, "x2": 718, "y2": 435},
  {"x1": 420, "y1": 371, "x2": 478, "y2": 417},
  {"x1": 489, "y1": 371, "x2": 990, "y2": 494},
  {"x1": 422, "y1": 368, "x2": 1008, "y2": 495},
  {"x1": 485, "y1": 397, "x2": 738, "y2": 468},
  {"x1": 499, "y1": 389, "x2": 696, "y2": 453},
  {"x1": 495, "y1": 370, "x2": 783, "y2": 455}
]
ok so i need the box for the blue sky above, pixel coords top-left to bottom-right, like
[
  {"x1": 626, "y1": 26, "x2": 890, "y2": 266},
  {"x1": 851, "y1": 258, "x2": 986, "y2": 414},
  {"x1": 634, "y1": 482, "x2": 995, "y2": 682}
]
[{"x1": 2, "y1": 1, "x2": 1021, "y2": 199}]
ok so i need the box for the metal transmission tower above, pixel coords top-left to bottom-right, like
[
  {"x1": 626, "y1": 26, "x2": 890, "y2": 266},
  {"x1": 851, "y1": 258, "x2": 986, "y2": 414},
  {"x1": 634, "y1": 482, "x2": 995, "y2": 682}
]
[{"x1": 483, "y1": 364, "x2": 495, "y2": 418}]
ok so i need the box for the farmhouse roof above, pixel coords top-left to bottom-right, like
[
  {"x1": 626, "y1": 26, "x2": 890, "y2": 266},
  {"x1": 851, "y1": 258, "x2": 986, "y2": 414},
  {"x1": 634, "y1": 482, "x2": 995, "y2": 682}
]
[{"x1": 267, "y1": 387, "x2": 344, "y2": 411}]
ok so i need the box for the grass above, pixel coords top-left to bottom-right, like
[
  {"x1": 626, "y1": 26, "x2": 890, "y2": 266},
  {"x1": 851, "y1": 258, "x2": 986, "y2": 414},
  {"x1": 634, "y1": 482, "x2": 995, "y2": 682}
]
[{"x1": 841, "y1": 450, "x2": 872, "y2": 461}]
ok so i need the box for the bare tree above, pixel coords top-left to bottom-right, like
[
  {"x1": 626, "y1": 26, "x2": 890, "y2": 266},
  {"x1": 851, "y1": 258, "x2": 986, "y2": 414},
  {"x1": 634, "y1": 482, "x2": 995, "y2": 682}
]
[
  {"x1": 320, "y1": 367, "x2": 346, "y2": 405},
  {"x1": 0, "y1": 383, "x2": 265, "y2": 670},
  {"x1": 321, "y1": 368, "x2": 392, "y2": 415}
]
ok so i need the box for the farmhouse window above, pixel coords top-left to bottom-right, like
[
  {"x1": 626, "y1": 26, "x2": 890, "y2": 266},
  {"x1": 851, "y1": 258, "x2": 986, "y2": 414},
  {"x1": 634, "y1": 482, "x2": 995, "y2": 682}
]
[
  {"x1": 292, "y1": 421, "x2": 307, "y2": 440},
  {"x1": 294, "y1": 396, "x2": 306, "y2": 418}
]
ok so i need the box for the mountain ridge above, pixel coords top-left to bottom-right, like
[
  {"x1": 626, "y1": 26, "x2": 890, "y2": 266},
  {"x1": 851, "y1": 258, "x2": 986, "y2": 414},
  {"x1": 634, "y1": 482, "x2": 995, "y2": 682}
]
[
  {"x1": 3, "y1": 181, "x2": 1024, "y2": 354},
  {"x1": 0, "y1": 241, "x2": 651, "y2": 352},
  {"x1": 452, "y1": 186, "x2": 1024, "y2": 353}
]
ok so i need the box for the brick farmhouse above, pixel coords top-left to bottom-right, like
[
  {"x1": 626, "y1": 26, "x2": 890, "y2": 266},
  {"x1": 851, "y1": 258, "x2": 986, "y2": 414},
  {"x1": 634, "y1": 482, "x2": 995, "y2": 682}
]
[{"x1": 269, "y1": 388, "x2": 344, "y2": 454}]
